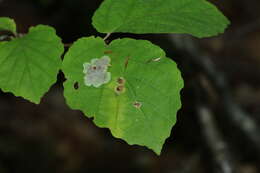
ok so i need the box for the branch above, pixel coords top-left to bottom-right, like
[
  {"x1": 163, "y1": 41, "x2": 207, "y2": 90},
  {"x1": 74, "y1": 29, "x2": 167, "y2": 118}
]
[
  {"x1": 168, "y1": 34, "x2": 260, "y2": 154},
  {"x1": 197, "y1": 105, "x2": 234, "y2": 173}
]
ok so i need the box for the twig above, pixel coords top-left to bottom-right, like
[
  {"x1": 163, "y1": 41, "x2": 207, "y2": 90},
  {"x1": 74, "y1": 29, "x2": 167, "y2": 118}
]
[
  {"x1": 197, "y1": 105, "x2": 234, "y2": 173},
  {"x1": 168, "y1": 34, "x2": 260, "y2": 154},
  {"x1": 194, "y1": 72, "x2": 234, "y2": 173}
]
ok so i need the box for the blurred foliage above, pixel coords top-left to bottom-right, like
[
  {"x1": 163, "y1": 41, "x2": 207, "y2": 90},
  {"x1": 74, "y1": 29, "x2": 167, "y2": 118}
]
[{"x1": 0, "y1": 0, "x2": 260, "y2": 173}]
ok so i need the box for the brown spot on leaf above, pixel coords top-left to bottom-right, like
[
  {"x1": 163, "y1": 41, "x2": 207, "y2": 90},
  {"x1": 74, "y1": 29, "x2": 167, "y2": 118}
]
[
  {"x1": 104, "y1": 50, "x2": 113, "y2": 54},
  {"x1": 115, "y1": 85, "x2": 125, "y2": 94},
  {"x1": 92, "y1": 65, "x2": 97, "y2": 70},
  {"x1": 124, "y1": 56, "x2": 130, "y2": 69},
  {"x1": 117, "y1": 77, "x2": 126, "y2": 85},
  {"x1": 133, "y1": 101, "x2": 142, "y2": 109},
  {"x1": 116, "y1": 85, "x2": 124, "y2": 91}
]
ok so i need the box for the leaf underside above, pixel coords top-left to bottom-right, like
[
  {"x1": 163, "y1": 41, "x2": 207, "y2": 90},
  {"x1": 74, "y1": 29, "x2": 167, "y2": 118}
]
[
  {"x1": 62, "y1": 37, "x2": 183, "y2": 154},
  {"x1": 92, "y1": 0, "x2": 230, "y2": 38},
  {"x1": 0, "y1": 25, "x2": 64, "y2": 103}
]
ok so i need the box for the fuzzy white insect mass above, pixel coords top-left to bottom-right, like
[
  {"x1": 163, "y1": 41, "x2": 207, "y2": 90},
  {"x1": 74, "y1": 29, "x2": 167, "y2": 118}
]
[{"x1": 83, "y1": 56, "x2": 111, "y2": 87}]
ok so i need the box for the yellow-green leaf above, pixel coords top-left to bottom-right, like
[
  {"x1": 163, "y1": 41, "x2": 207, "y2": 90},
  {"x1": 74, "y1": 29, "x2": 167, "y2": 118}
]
[{"x1": 62, "y1": 37, "x2": 183, "y2": 154}]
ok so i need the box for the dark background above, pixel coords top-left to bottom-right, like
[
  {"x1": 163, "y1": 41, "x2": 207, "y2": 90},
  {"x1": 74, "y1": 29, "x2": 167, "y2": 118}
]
[{"x1": 0, "y1": 0, "x2": 260, "y2": 173}]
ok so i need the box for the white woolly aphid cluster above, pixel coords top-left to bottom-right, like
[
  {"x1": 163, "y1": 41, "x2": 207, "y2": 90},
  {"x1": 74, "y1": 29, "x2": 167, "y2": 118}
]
[{"x1": 83, "y1": 56, "x2": 111, "y2": 88}]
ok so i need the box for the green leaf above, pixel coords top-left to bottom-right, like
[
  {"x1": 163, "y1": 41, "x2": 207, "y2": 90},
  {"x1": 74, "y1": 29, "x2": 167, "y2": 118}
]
[
  {"x1": 0, "y1": 25, "x2": 64, "y2": 103},
  {"x1": 62, "y1": 37, "x2": 183, "y2": 154},
  {"x1": 92, "y1": 0, "x2": 230, "y2": 38},
  {"x1": 0, "y1": 17, "x2": 17, "y2": 34}
]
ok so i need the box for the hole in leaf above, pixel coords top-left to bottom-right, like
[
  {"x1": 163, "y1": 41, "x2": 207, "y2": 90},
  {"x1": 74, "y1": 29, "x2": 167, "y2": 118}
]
[{"x1": 74, "y1": 82, "x2": 79, "y2": 90}]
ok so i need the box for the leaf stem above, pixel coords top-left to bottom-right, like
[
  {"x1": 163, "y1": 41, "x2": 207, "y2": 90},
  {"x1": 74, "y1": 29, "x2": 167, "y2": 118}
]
[{"x1": 103, "y1": 33, "x2": 112, "y2": 41}]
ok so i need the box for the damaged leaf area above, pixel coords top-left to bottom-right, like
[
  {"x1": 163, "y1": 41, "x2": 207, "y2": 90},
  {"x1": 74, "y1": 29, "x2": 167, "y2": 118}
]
[
  {"x1": 83, "y1": 55, "x2": 111, "y2": 87},
  {"x1": 0, "y1": 17, "x2": 16, "y2": 34},
  {"x1": 62, "y1": 36, "x2": 183, "y2": 155}
]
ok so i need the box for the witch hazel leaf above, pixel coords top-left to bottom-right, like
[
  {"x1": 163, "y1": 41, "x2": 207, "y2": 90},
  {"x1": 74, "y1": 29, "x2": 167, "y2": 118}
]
[
  {"x1": 0, "y1": 25, "x2": 64, "y2": 103},
  {"x1": 92, "y1": 0, "x2": 230, "y2": 38},
  {"x1": 62, "y1": 36, "x2": 183, "y2": 155}
]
